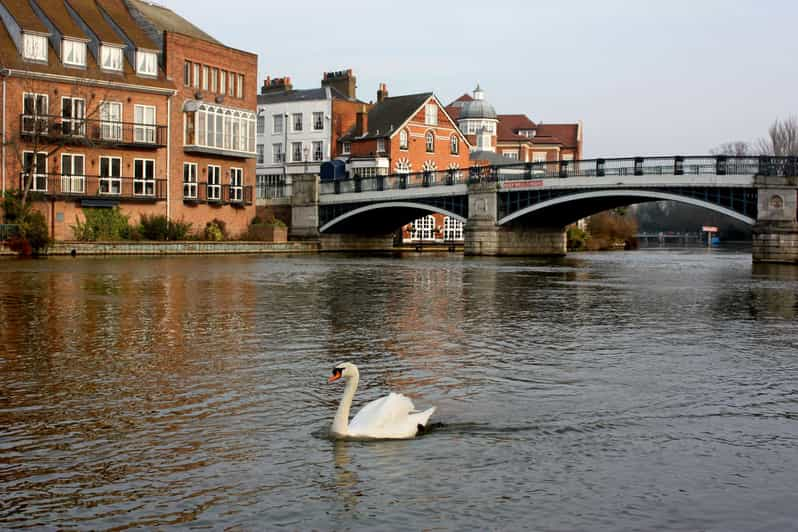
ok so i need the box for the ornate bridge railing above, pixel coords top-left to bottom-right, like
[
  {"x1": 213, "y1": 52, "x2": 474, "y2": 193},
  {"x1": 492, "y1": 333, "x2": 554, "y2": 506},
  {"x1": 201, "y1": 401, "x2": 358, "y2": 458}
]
[{"x1": 320, "y1": 156, "x2": 797, "y2": 196}]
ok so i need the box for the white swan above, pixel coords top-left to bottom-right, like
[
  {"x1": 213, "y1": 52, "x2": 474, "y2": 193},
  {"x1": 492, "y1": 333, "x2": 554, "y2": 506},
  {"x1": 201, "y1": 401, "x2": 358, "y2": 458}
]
[{"x1": 327, "y1": 362, "x2": 436, "y2": 440}]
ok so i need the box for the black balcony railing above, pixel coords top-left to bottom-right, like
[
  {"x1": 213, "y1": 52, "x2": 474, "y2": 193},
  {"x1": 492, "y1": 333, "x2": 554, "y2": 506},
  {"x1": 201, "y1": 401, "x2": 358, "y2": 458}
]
[
  {"x1": 19, "y1": 114, "x2": 167, "y2": 148},
  {"x1": 18, "y1": 173, "x2": 166, "y2": 201},
  {"x1": 184, "y1": 183, "x2": 253, "y2": 206},
  {"x1": 319, "y1": 155, "x2": 798, "y2": 195}
]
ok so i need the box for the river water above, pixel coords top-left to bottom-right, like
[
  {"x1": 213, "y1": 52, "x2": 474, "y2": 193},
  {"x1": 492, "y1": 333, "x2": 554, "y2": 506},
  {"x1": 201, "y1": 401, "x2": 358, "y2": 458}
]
[{"x1": 1, "y1": 249, "x2": 797, "y2": 530}]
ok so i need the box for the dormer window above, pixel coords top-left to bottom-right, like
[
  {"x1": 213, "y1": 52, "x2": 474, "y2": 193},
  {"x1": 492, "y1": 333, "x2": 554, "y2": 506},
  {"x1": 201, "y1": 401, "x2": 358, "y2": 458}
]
[
  {"x1": 23, "y1": 34, "x2": 47, "y2": 62},
  {"x1": 136, "y1": 51, "x2": 157, "y2": 76},
  {"x1": 62, "y1": 39, "x2": 86, "y2": 67},
  {"x1": 100, "y1": 45, "x2": 123, "y2": 72}
]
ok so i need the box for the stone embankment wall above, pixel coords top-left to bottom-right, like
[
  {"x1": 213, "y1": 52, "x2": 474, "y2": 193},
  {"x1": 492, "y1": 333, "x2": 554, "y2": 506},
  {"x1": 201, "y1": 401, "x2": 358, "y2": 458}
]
[{"x1": 1, "y1": 241, "x2": 318, "y2": 257}]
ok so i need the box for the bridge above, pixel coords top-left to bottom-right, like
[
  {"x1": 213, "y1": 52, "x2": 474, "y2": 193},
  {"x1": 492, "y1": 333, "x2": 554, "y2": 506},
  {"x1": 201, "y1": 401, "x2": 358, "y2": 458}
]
[{"x1": 286, "y1": 155, "x2": 798, "y2": 263}]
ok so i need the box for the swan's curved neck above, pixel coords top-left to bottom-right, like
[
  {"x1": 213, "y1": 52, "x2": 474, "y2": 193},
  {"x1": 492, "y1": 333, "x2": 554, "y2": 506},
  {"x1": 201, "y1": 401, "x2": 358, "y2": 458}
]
[{"x1": 332, "y1": 373, "x2": 359, "y2": 436}]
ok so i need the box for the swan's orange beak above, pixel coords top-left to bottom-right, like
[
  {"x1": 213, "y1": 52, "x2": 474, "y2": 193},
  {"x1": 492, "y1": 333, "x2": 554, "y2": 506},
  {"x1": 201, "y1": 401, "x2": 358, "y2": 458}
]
[{"x1": 328, "y1": 373, "x2": 341, "y2": 383}]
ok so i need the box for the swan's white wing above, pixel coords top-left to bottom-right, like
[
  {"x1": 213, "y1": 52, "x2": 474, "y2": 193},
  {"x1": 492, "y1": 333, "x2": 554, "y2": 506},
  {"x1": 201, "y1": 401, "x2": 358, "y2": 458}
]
[{"x1": 348, "y1": 392, "x2": 421, "y2": 439}]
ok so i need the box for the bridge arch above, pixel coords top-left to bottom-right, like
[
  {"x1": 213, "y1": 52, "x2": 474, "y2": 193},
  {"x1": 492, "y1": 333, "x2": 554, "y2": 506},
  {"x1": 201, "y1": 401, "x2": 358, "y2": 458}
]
[
  {"x1": 498, "y1": 189, "x2": 756, "y2": 226},
  {"x1": 320, "y1": 201, "x2": 467, "y2": 233}
]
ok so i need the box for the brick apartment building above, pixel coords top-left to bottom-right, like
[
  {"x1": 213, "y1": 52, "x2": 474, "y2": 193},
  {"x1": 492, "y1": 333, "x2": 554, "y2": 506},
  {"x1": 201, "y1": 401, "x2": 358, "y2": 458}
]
[{"x1": 0, "y1": 0, "x2": 256, "y2": 240}]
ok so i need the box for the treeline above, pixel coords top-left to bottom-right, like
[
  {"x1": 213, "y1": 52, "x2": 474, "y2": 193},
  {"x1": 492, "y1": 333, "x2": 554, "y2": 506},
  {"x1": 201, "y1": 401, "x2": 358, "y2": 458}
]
[{"x1": 568, "y1": 209, "x2": 639, "y2": 251}]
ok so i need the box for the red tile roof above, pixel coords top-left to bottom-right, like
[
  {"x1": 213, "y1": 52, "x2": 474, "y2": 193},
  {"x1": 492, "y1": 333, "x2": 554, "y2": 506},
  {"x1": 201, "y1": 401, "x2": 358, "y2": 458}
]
[
  {"x1": 497, "y1": 114, "x2": 538, "y2": 141},
  {"x1": 537, "y1": 123, "x2": 580, "y2": 148},
  {"x1": 32, "y1": 0, "x2": 89, "y2": 39},
  {"x1": 65, "y1": 0, "x2": 126, "y2": 44},
  {"x1": 2, "y1": 0, "x2": 49, "y2": 33},
  {"x1": 97, "y1": 0, "x2": 159, "y2": 49},
  {"x1": 445, "y1": 105, "x2": 461, "y2": 121}
]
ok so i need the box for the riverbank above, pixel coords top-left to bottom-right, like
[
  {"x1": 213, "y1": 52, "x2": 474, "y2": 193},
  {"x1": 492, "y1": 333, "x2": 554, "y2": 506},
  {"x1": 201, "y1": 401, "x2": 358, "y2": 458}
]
[{"x1": 0, "y1": 240, "x2": 319, "y2": 257}]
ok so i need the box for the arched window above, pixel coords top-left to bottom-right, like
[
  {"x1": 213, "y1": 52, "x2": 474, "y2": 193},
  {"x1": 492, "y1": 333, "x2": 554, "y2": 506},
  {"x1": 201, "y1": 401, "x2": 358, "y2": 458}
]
[
  {"x1": 396, "y1": 158, "x2": 411, "y2": 174},
  {"x1": 399, "y1": 129, "x2": 409, "y2": 150},
  {"x1": 443, "y1": 216, "x2": 464, "y2": 241},
  {"x1": 410, "y1": 215, "x2": 436, "y2": 241},
  {"x1": 450, "y1": 135, "x2": 459, "y2": 155},
  {"x1": 425, "y1": 131, "x2": 434, "y2": 153}
]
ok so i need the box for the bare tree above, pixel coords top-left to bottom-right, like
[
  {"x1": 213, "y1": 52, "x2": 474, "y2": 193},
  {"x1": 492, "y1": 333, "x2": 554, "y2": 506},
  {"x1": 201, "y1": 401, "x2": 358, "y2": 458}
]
[
  {"x1": 710, "y1": 141, "x2": 753, "y2": 156},
  {"x1": 755, "y1": 116, "x2": 798, "y2": 156}
]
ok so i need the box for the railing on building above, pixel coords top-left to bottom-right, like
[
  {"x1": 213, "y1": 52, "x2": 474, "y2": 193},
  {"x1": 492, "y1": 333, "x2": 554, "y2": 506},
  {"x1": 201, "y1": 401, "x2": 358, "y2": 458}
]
[
  {"x1": 19, "y1": 114, "x2": 168, "y2": 148},
  {"x1": 183, "y1": 183, "x2": 253, "y2": 206},
  {"x1": 256, "y1": 176, "x2": 292, "y2": 200},
  {"x1": 319, "y1": 156, "x2": 798, "y2": 195},
  {"x1": 18, "y1": 173, "x2": 167, "y2": 201}
]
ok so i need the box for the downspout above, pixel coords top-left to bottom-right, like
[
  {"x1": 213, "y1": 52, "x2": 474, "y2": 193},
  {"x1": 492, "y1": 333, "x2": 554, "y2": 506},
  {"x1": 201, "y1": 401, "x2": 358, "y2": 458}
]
[
  {"x1": 2, "y1": 71, "x2": 7, "y2": 196},
  {"x1": 166, "y1": 94, "x2": 171, "y2": 220}
]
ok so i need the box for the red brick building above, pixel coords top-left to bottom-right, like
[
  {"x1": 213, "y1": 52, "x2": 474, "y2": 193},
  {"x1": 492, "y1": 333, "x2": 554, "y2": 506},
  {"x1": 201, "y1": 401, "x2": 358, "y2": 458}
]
[{"x1": 0, "y1": 0, "x2": 256, "y2": 240}]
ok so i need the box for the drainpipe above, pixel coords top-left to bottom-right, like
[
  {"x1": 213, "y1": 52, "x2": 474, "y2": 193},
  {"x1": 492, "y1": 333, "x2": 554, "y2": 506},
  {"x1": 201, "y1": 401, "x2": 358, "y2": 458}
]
[
  {"x1": 166, "y1": 95, "x2": 171, "y2": 220},
  {"x1": 1, "y1": 69, "x2": 8, "y2": 196}
]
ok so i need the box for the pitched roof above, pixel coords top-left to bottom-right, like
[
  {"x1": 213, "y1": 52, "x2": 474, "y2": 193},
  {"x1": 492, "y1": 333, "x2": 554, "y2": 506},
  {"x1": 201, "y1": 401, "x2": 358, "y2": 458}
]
[
  {"x1": 66, "y1": 0, "x2": 126, "y2": 44},
  {"x1": 448, "y1": 93, "x2": 473, "y2": 107},
  {"x1": 446, "y1": 105, "x2": 461, "y2": 121},
  {"x1": 97, "y1": 0, "x2": 159, "y2": 49},
  {"x1": 124, "y1": 0, "x2": 220, "y2": 45},
  {"x1": 31, "y1": 0, "x2": 89, "y2": 40},
  {"x1": 258, "y1": 86, "x2": 363, "y2": 105},
  {"x1": 536, "y1": 123, "x2": 580, "y2": 148},
  {"x1": 469, "y1": 150, "x2": 519, "y2": 164},
  {"x1": 2, "y1": 0, "x2": 49, "y2": 33},
  {"x1": 340, "y1": 92, "x2": 432, "y2": 141},
  {"x1": 497, "y1": 114, "x2": 538, "y2": 142}
]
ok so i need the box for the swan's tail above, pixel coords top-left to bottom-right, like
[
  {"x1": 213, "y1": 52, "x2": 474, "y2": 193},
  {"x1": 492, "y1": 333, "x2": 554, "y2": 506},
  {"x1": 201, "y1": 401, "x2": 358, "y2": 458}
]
[{"x1": 411, "y1": 407, "x2": 436, "y2": 430}]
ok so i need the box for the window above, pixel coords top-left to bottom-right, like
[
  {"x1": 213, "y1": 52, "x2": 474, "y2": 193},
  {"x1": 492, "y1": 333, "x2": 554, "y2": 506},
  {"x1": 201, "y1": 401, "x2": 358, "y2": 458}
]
[
  {"x1": 211, "y1": 68, "x2": 218, "y2": 92},
  {"x1": 184, "y1": 61, "x2": 191, "y2": 86},
  {"x1": 230, "y1": 168, "x2": 243, "y2": 202},
  {"x1": 62, "y1": 39, "x2": 86, "y2": 67},
  {"x1": 219, "y1": 70, "x2": 226, "y2": 94},
  {"x1": 101, "y1": 46, "x2": 123, "y2": 72},
  {"x1": 187, "y1": 104, "x2": 257, "y2": 154},
  {"x1": 201, "y1": 65, "x2": 209, "y2": 89},
  {"x1": 257, "y1": 144, "x2": 264, "y2": 164},
  {"x1": 443, "y1": 216, "x2": 464, "y2": 241},
  {"x1": 228, "y1": 72, "x2": 235, "y2": 96},
  {"x1": 312, "y1": 141, "x2": 323, "y2": 161},
  {"x1": 257, "y1": 174, "x2": 286, "y2": 199},
  {"x1": 257, "y1": 115, "x2": 265, "y2": 134},
  {"x1": 137, "y1": 51, "x2": 157, "y2": 76},
  {"x1": 399, "y1": 129, "x2": 408, "y2": 150},
  {"x1": 504, "y1": 150, "x2": 519, "y2": 160},
  {"x1": 396, "y1": 159, "x2": 411, "y2": 174},
  {"x1": 22, "y1": 93, "x2": 48, "y2": 134},
  {"x1": 100, "y1": 102, "x2": 122, "y2": 141},
  {"x1": 134, "y1": 105, "x2": 156, "y2": 144},
  {"x1": 292, "y1": 142, "x2": 303, "y2": 162},
  {"x1": 342, "y1": 142, "x2": 351, "y2": 155},
  {"x1": 23, "y1": 34, "x2": 47, "y2": 62},
  {"x1": 425, "y1": 103, "x2": 438, "y2": 126},
  {"x1": 292, "y1": 113, "x2": 303, "y2": 132},
  {"x1": 450, "y1": 135, "x2": 459, "y2": 155},
  {"x1": 272, "y1": 143, "x2": 284, "y2": 163},
  {"x1": 207, "y1": 165, "x2": 221, "y2": 200},
  {"x1": 134, "y1": 159, "x2": 155, "y2": 196},
  {"x1": 273, "y1": 114, "x2": 284, "y2": 134},
  {"x1": 183, "y1": 162, "x2": 197, "y2": 199},
  {"x1": 193, "y1": 63, "x2": 200, "y2": 88},
  {"x1": 425, "y1": 131, "x2": 435, "y2": 152},
  {"x1": 61, "y1": 97, "x2": 85, "y2": 136},
  {"x1": 99, "y1": 156, "x2": 121, "y2": 195},
  {"x1": 237, "y1": 74, "x2": 244, "y2": 98},
  {"x1": 376, "y1": 138, "x2": 386, "y2": 153},
  {"x1": 532, "y1": 152, "x2": 547, "y2": 163},
  {"x1": 410, "y1": 215, "x2": 436, "y2": 241},
  {"x1": 60, "y1": 153, "x2": 85, "y2": 194},
  {"x1": 22, "y1": 151, "x2": 47, "y2": 192},
  {"x1": 313, "y1": 112, "x2": 324, "y2": 130}
]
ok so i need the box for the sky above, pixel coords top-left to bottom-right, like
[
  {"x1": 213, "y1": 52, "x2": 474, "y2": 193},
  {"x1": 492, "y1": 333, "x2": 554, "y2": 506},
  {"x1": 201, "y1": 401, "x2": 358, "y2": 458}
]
[{"x1": 162, "y1": 0, "x2": 797, "y2": 158}]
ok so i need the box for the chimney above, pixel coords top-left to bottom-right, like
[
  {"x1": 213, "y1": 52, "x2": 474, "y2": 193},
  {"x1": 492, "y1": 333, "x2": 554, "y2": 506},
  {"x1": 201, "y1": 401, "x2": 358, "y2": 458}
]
[
  {"x1": 261, "y1": 76, "x2": 293, "y2": 95},
  {"x1": 321, "y1": 68, "x2": 356, "y2": 99},
  {"x1": 377, "y1": 82, "x2": 388, "y2": 103},
  {"x1": 355, "y1": 105, "x2": 368, "y2": 136}
]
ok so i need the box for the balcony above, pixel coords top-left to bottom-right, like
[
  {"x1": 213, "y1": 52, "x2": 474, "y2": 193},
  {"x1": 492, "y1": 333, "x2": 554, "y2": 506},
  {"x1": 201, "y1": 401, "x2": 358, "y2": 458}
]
[
  {"x1": 19, "y1": 173, "x2": 167, "y2": 203},
  {"x1": 19, "y1": 114, "x2": 167, "y2": 148},
  {"x1": 182, "y1": 183, "x2": 253, "y2": 207}
]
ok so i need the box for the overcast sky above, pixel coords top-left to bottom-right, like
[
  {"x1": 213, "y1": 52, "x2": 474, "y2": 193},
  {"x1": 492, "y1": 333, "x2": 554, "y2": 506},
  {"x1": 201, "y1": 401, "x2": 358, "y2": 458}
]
[{"x1": 163, "y1": 0, "x2": 797, "y2": 158}]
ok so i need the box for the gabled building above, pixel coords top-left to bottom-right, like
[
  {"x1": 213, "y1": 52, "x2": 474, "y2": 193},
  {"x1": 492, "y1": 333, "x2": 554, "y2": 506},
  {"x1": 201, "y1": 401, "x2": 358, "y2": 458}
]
[
  {"x1": 0, "y1": 0, "x2": 257, "y2": 239},
  {"x1": 337, "y1": 85, "x2": 471, "y2": 179}
]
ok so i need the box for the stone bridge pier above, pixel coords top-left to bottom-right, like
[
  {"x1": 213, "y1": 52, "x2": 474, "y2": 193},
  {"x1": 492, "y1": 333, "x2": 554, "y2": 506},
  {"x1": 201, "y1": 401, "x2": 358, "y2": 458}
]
[
  {"x1": 464, "y1": 181, "x2": 566, "y2": 256},
  {"x1": 753, "y1": 175, "x2": 798, "y2": 264}
]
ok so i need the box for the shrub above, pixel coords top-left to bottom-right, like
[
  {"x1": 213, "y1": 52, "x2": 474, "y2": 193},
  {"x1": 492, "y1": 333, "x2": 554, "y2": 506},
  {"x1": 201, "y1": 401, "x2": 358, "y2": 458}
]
[
  {"x1": 20, "y1": 210, "x2": 50, "y2": 254},
  {"x1": 203, "y1": 218, "x2": 227, "y2": 241},
  {"x1": 2, "y1": 193, "x2": 50, "y2": 256},
  {"x1": 138, "y1": 214, "x2": 170, "y2": 241},
  {"x1": 72, "y1": 208, "x2": 132, "y2": 241},
  {"x1": 567, "y1": 225, "x2": 587, "y2": 251},
  {"x1": 167, "y1": 219, "x2": 193, "y2": 241}
]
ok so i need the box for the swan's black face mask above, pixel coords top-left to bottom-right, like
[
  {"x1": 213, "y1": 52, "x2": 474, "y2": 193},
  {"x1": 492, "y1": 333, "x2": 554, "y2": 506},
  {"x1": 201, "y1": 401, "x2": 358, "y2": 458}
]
[{"x1": 328, "y1": 367, "x2": 343, "y2": 383}]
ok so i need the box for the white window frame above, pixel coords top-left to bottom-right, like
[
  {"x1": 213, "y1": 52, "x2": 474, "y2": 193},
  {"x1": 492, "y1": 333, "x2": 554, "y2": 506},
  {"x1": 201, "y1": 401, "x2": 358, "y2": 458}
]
[
  {"x1": 443, "y1": 216, "x2": 464, "y2": 241},
  {"x1": 23, "y1": 33, "x2": 47, "y2": 62},
  {"x1": 201, "y1": 65, "x2": 209, "y2": 89},
  {"x1": 100, "y1": 101, "x2": 123, "y2": 141},
  {"x1": 60, "y1": 153, "x2": 85, "y2": 194},
  {"x1": 272, "y1": 113, "x2": 284, "y2": 134},
  {"x1": 312, "y1": 141, "x2": 323, "y2": 161},
  {"x1": 425, "y1": 131, "x2": 435, "y2": 152},
  {"x1": 219, "y1": 70, "x2": 226, "y2": 94},
  {"x1": 257, "y1": 114, "x2": 265, "y2": 134},
  {"x1": 450, "y1": 135, "x2": 459, "y2": 155},
  {"x1": 411, "y1": 215, "x2": 436, "y2": 241},
  {"x1": 230, "y1": 167, "x2": 243, "y2": 202},
  {"x1": 100, "y1": 45, "x2": 124, "y2": 72},
  {"x1": 184, "y1": 61, "x2": 191, "y2": 86},
  {"x1": 377, "y1": 138, "x2": 385, "y2": 153},
  {"x1": 313, "y1": 111, "x2": 324, "y2": 130},
  {"x1": 272, "y1": 143, "x2": 284, "y2": 163},
  {"x1": 292, "y1": 113, "x2": 303, "y2": 132},
  {"x1": 99, "y1": 156, "x2": 122, "y2": 195},
  {"x1": 257, "y1": 144, "x2": 265, "y2": 164},
  {"x1": 136, "y1": 50, "x2": 157, "y2": 76},
  {"x1": 22, "y1": 151, "x2": 48, "y2": 192},
  {"x1": 134, "y1": 104, "x2": 157, "y2": 144},
  {"x1": 183, "y1": 162, "x2": 197, "y2": 199},
  {"x1": 292, "y1": 142, "x2": 303, "y2": 162},
  {"x1": 22, "y1": 92, "x2": 48, "y2": 134},
  {"x1": 61, "y1": 97, "x2": 85, "y2": 137},
  {"x1": 133, "y1": 158, "x2": 155, "y2": 196},
  {"x1": 532, "y1": 152, "x2": 548, "y2": 163},
  {"x1": 62, "y1": 39, "x2": 86, "y2": 67},
  {"x1": 399, "y1": 129, "x2": 408, "y2": 150},
  {"x1": 237, "y1": 74, "x2": 244, "y2": 99},
  {"x1": 342, "y1": 142, "x2": 351, "y2": 155},
  {"x1": 425, "y1": 103, "x2": 438, "y2": 126},
  {"x1": 207, "y1": 165, "x2": 221, "y2": 201},
  {"x1": 211, "y1": 68, "x2": 218, "y2": 92}
]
